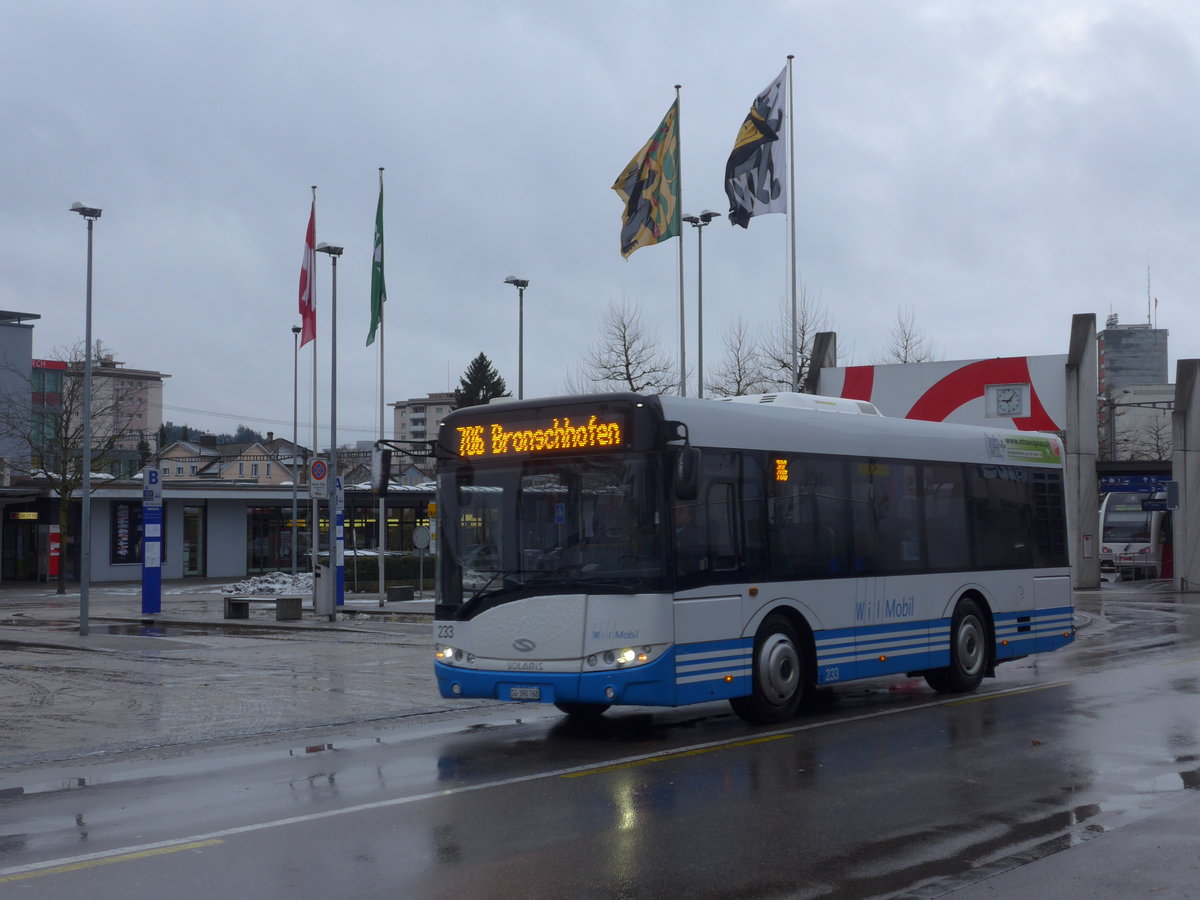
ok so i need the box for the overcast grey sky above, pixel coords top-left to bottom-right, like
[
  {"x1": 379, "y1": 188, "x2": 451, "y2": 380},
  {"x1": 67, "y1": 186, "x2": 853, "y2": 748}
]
[{"x1": 4, "y1": 0, "x2": 1198, "y2": 446}]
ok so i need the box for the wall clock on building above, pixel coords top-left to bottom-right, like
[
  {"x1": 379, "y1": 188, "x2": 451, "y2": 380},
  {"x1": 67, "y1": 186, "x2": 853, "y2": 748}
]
[{"x1": 987, "y1": 383, "x2": 1029, "y2": 418}]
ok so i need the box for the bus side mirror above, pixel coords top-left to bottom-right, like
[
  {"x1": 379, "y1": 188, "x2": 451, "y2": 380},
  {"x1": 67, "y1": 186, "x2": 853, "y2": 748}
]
[
  {"x1": 370, "y1": 446, "x2": 392, "y2": 495},
  {"x1": 675, "y1": 446, "x2": 700, "y2": 501}
]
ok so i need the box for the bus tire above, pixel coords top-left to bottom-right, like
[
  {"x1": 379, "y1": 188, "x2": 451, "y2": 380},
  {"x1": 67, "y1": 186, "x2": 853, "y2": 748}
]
[
  {"x1": 730, "y1": 613, "x2": 809, "y2": 725},
  {"x1": 925, "y1": 598, "x2": 988, "y2": 694},
  {"x1": 554, "y1": 701, "x2": 610, "y2": 718}
]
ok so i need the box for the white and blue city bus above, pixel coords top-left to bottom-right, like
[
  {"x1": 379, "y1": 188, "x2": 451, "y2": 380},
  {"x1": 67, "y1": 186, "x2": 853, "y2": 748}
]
[{"x1": 427, "y1": 392, "x2": 1073, "y2": 724}]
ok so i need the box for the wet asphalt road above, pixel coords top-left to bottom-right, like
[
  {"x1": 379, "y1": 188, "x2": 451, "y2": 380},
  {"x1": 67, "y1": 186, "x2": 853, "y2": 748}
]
[{"x1": 1, "y1": 581, "x2": 1199, "y2": 898}]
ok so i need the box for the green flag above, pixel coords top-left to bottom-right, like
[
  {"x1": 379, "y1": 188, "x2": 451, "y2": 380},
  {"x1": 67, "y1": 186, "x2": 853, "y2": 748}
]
[
  {"x1": 367, "y1": 174, "x2": 386, "y2": 346},
  {"x1": 612, "y1": 99, "x2": 680, "y2": 258}
]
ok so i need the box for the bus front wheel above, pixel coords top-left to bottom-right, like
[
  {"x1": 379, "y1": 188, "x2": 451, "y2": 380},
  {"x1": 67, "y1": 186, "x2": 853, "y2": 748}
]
[
  {"x1": 925, "y1": 598, "x2": 988, "y2": 694},
  {"x1": 730, "y1": 614, "x2": 809, "y2": 725}
]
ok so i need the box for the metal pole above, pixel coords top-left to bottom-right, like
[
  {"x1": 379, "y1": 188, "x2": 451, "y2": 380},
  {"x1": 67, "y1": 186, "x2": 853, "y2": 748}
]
[
  {"x1": 291, "y1": 325, "x2": 300, "y2": 576},
  {"x1": 377, "y1": 167, "x2": 387, "y2": 604},
  {"x1": 1107, "y1": 394, "x2": 1116, "y2": 461},
  {"x1": 330, "y1": 253, "x2": 341, "y2": 607},
  {"x1": 309, "y1": 187, "x2": 318, "y2": 598},
  {"x1": 696, "y1": 223, "x2": 704, "y2": 399},
  {"x1": 787, "y1": 54, "x2": 798, "y2": 391},
  {"x1": 683, "y1": 211, "x2": 719, "y2": 398},
  {"x1": 675, "y1": 84, "x2": 686, "y2": 398},
  {"x1": 378, "y1": 289, "x2": 387, "y2": 604},
  {"x1": 80, "y1": 216, "x2": 95, "y2": 636},
  {"x1": 518, "y1": 284, "x2": 525, "y2": 400}
]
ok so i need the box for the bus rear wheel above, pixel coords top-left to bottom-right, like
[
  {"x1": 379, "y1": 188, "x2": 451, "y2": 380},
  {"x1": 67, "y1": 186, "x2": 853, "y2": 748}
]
[
  {"x1": 925, "y1": 598, "x2": 988, "y2": 694},
  {"x1": 730, "y1": 614, "x2": 809, "y2": 725},
  {"x1": 554, "y1": 701, "x2": 610, "y2": 718}
]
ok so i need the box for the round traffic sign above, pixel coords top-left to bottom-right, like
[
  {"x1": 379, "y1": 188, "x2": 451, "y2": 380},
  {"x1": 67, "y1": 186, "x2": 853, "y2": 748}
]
[
  {"x1": 412, "y1": 525, "x2": 431, "y2": 550},
  {"x1": 311, "y1": 459, "x2": 328, "y2": 480}
]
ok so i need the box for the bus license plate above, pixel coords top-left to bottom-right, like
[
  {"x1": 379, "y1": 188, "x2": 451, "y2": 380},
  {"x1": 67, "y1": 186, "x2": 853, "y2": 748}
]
[{"x1": 510, "y1": 686, "x2": 541, "y2": 700}]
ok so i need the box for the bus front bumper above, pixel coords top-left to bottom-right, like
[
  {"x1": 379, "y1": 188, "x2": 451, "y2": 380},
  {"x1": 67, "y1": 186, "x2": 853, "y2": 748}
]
[{"x1": 435, "y1": 653, "x2": 681, "y2": 707}]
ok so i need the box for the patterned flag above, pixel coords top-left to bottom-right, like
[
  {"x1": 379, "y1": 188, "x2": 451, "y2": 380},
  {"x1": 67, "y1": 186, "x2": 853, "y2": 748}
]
[
  {"x1": 612, "y1": 99, "x2": 680, "y2": 258},
  {"x1": 725, "y1": 67, "x2": 787, "y2": 228},
  {"x1": 298, "y1": 199, "x2": 317, "y2": 347},
  {"x1": 367, "y1": 174, "x2": 386, "y2": 346}
]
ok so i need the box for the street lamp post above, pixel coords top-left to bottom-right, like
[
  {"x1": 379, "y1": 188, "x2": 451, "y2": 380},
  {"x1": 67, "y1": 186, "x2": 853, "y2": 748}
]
[
  {"x1": 291, "y1": 323, "x2": 302, "y2": 576},
  {"x1": 70, "y1": 202, "x2": 101, "y2": 636},
  {"x1": 682, "y1": 211, "x2": 721, "y2": 398},
  {"x1": 504, "y1": 276, "x2": 529, "y2": 399},
  {"x1": 315, "y1": 242, "x2": 344, "y2": 613}
]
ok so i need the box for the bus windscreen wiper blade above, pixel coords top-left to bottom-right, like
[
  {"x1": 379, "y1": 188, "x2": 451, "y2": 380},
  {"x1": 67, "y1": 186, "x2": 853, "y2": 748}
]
[{"x1": 467, "y1": 569, "x2": 525, "y2": 603}]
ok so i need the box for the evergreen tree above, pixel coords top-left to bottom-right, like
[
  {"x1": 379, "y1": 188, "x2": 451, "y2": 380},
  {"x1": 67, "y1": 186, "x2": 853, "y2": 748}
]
[{"x1": 454, "y1": 352, "x2": 509, "y2": 408}]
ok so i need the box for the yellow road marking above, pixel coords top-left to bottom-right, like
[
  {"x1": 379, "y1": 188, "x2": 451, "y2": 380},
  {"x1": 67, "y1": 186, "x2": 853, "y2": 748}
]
[
  {"x1": 947, "y1": 681, "x2": 1070, "y2": 705},
  {"x1": 561, "y1": 734, "x2": 791, "y2": 778},
  {"x1": 0, "y1": 839, "x2": 222, "y2": 884}
]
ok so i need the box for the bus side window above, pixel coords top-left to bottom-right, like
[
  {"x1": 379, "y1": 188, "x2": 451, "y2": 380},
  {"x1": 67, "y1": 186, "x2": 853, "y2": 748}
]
[
  {"x1": 706, "y1": 482, "x2": 738, "y2": 571},
  {"x1": 969, "y1": 465, "x2": 1033, "y2": 568},
  {"x1": 675, "y1": 451, "x2": 743, "y2": 579},
  {"x1": 767, "y1": 454, "x2": 851, "y2": 579},
  {"x1": 923, "y1": 463, "x2": 970, "y2": 570}
]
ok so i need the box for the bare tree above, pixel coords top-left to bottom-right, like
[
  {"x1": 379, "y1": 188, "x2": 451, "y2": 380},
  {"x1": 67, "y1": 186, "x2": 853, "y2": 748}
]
[
  {"x1": 708, "y1": 317, "x2": 768, "y2": 397},
  {"x1": 1097, "y1": 398, "x2": 1140, "y2": 462},
  {"x1": 877, "y1": 306, "x2": 937, "y2": 364},
  {"x1": 565, "y1": 299, "x2": 678, "y2": 394},
  {"x1": 758, "y1": 280, "x2": 832, "y2": 392},
  {"x1": 1127, "y1": 412, "x2": 1173, "y2": 462},
  {"x1": 0, "y1": 342, "x2": 147, "y2": 594}
]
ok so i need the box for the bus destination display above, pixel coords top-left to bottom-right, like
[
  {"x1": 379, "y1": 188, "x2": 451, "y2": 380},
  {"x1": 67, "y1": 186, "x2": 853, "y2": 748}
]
[{"x1": 456, "y1": 412, "x2": 625, "y2": 458}]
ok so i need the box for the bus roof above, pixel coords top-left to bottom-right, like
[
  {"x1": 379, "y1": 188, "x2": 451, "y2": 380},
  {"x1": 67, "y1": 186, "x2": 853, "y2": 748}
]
[{"x1": 659, "y1": 394, "x2": 1063, "y2": 468}]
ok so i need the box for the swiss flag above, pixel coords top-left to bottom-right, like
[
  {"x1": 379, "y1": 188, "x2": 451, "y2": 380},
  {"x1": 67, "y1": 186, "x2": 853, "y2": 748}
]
[{"x1": 298, "y1": 200, "x2": 316, "y2": 346}]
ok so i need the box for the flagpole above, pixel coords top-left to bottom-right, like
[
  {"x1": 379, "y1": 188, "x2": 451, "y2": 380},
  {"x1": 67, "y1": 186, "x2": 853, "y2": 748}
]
[
  {"x1": 675, "y1": 83, "x2": 686, "y2": 397},
  {"x1": 310, "y1": 185, "x2": 319, "y2": 594},
  {"x1": 787, "y1": 55, "x2": 798, "y2": 391},
  {"x1": 377, "y1": 168, "x2": 387, "y2": 605}
]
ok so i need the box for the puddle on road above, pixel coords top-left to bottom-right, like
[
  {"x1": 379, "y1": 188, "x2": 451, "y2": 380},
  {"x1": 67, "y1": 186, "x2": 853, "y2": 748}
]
[{"x1": 0, "y1": 619, "x2": 295, "y2": 640}]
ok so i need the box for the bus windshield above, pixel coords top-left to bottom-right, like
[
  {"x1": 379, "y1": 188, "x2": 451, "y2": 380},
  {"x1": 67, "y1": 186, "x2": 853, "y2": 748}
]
[{"x1": 438, "y1": 452, "x2": 667, "y2": 612}]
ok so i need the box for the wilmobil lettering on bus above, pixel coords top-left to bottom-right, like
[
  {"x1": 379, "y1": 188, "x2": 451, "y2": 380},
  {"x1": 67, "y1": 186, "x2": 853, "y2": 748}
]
[{"x1": 855, "y1": 596, "x2": 917, "y2": 622}]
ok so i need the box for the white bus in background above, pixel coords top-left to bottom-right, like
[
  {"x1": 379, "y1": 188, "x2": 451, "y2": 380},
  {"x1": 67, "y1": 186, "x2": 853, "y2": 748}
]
[
  {"x1": 1100, "y1": 491, "x2": 1171, "y2": 581},
  {"x1": 425, "y1": 392, "x2": 1075, "y2": 724}
]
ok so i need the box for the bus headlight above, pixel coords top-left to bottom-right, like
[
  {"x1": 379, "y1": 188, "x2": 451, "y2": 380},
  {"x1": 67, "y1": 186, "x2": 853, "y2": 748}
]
[
  {"x1": 591, "y1": 645, "x2": 660, "y2": 670},
  {"x1": 436, "y1": 645, "x2": 459, "y2": 665}
]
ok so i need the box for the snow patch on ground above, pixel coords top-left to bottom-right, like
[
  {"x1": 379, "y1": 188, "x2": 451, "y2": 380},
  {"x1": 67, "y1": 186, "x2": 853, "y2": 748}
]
[{"x1": 222, "y1": 572, "x2": 314, "y2": 595}]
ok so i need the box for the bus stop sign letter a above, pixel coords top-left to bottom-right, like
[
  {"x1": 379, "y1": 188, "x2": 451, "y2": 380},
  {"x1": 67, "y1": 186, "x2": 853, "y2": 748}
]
[{"x1": 310, "y1": 459, "x2": 328, "y2": 499}]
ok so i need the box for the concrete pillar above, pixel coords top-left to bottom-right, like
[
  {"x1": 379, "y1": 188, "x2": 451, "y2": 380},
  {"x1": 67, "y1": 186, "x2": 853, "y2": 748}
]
[
  {"x1": 1172, "y1": 360, "x2": 1200, "y2": 591},
  {"x1": 805, "y1": 332, "x2": 837, "y2": 394},
  {"x1": 1065, "y1": 313, "x2": 1100, "y2": 589}
]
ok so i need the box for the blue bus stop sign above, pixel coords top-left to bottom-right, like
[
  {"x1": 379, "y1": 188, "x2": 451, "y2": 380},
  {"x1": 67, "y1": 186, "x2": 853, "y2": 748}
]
[{"x1": 142, "y1": 467, "x2": 163, "y2": 615}]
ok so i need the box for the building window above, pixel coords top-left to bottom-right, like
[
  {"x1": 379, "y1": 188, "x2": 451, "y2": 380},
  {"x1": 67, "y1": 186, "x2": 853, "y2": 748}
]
[
  {"x1": 190, "y1": 464, "x2": 198, "y2": 475},
  {"x1": 266, "y1": 463, "x2": 272, "y2": 479},
  {"x1": 238, "y1": 462, "x2": 244, "y2": 477},
  {"x1": 176, "y1": 464, "x2": 183, "y2": 476},
  {"x1": 251, "y1": 462, "x2": 259, "y2": 478}
]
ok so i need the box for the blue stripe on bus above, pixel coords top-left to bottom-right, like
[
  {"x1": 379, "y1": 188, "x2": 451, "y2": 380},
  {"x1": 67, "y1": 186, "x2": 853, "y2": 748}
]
[
  {"x1": 815, "y1": 620, "x2": 942, "y2": 681},
  {"x1": 438, "y1": 605, "x2": 1076, "y2": 706},
  {"x1": 674, "y1": 638, "x2": 753, "y2": 705},
  {"x1": 812, "y1": 607, "x2": 1075, "y2": 683},
  {"x1": 994, "y1": 606, "x2": 1075, "y2": 659}
]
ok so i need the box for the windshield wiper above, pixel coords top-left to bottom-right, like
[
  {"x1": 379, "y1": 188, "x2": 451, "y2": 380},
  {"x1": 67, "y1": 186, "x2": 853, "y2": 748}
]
[{"x1": 465, "y1": 568, "x2": 526, "y2": 605}]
